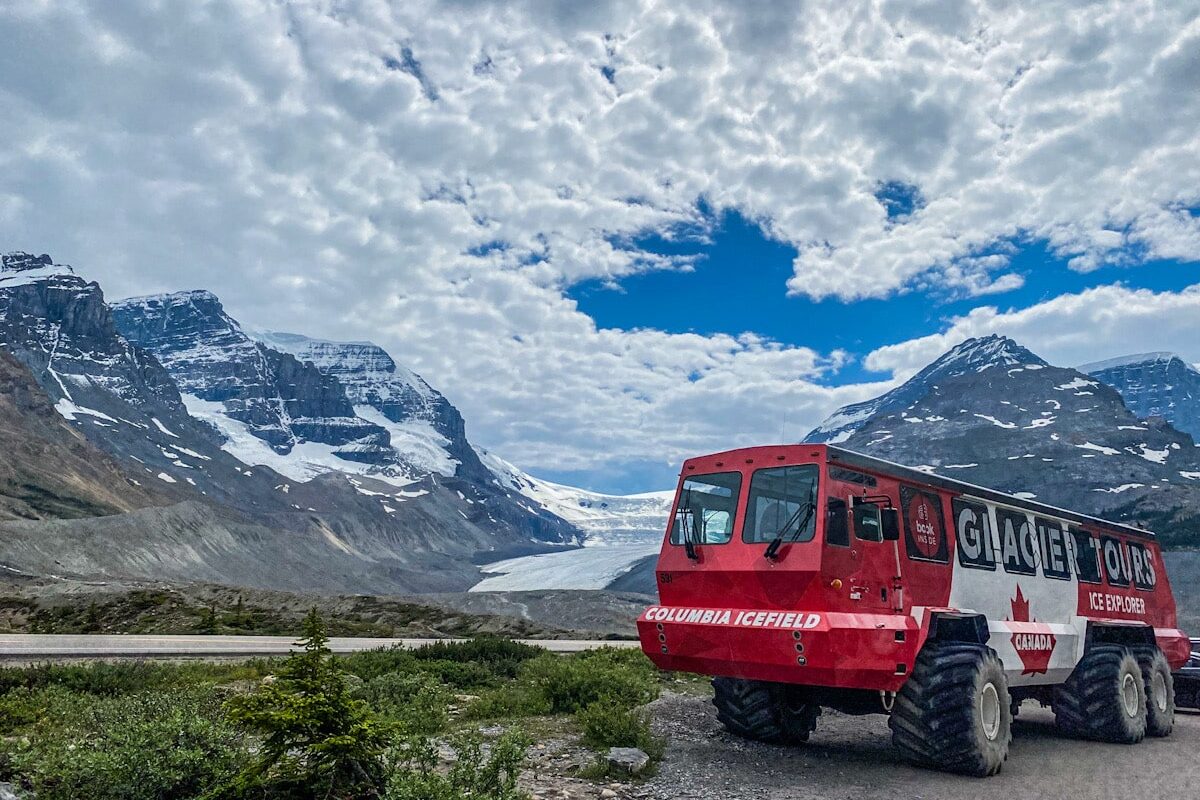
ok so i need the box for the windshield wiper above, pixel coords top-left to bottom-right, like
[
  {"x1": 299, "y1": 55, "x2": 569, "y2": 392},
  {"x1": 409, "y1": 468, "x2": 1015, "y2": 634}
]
[
  {"x1": 764, "y1": 501, "x2": 815, "y2": 560},
  {"x1": 678, "y1": 489, "x2": 700, "y2": 561}
]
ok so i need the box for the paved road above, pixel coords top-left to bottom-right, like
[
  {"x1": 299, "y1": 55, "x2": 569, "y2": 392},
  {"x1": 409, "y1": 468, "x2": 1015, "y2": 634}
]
[
  {"x1": 643, "y1": 693, "x2": 1200, "y2": 800},
  {"x1": 0, "y1": 634, "x2": 637, "y2": 662}
]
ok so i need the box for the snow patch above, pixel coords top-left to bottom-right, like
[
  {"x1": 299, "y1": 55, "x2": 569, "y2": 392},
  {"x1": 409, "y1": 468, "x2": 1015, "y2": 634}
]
[
  {"x1": 1076, "y1": 442, "x2": 1120, "y2": 456},
  {"x1": 974, "y1": 414, "x2": 1016, "y2": 429},
  {"x1": 1055, "y1": 377, "x2": 1099, "y2": 391},
  {"x1": 151, "y1": 418, "x2": 179, "y2": 438},
  {"x1": 53, "y1": 399, "x2": 118, "y2": 424}
]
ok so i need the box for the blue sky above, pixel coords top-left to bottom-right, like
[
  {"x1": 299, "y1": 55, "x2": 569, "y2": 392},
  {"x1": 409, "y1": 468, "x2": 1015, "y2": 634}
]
[{"x1": 571, "y1": 208, "x2": 1200, "y2": 388}]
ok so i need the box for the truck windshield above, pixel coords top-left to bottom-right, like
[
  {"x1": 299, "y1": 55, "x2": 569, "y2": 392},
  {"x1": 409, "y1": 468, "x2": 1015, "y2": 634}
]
[
  {"x1": 743, "y1": 464, "x2": 819, "y2": 544},
  {"x1": 670, "y1": 472, "x2": 742, "y2": 545}
]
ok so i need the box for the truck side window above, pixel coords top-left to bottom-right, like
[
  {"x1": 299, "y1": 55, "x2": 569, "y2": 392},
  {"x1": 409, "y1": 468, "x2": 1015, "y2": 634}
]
[
  {"x1": 825, "y1": 498, "x2": 849, "y2": 547},
  {"x1": 1070, "y1": 527, "x2": 1102, "y2": 584},
  {"x1": 1037, "y1": 518, "x2": 1071, "y2": 580},
  {"x1": 1127, "y1": 541, "x2": 1157, "y2": 591},
  {"x1": 1100, "y1": 536, "x2": 1130, "y2": 587},
  {"x1": 952, "y1": 498, "x2": 995, "y2": 571},
  {"x1": 996, "y1": 508, "x2": 1037, "y2": 576}
]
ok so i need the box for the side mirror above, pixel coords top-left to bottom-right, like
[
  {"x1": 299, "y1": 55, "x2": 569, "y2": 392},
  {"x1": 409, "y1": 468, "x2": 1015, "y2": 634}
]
[{"x1": 881, "y1": 508, "x2": 900, "y2": 541}]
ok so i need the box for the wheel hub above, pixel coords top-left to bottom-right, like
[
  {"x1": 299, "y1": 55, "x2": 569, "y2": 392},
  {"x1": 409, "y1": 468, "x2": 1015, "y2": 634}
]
[
  {"x1": 1121, "y1": 672, "x2": 1140, "y2": 718},
  {"x1": 1151, "y1": 671, "x2": 1168, "y2": 713},
  {"x1": 980, "y1": 682, "x2": 1001, "y2": 741}
]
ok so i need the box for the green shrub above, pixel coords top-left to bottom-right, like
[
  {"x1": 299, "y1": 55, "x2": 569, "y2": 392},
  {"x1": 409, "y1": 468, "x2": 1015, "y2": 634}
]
[
  {"x1": 223, "y1": 609, "x2": 394, "y2": 798},
  {"x1": 9, "y1": 687, "x2": 246, "y2": 800},
  {"x1": 466, "y1": 684, "x2": 552, "y2": 720},
  {"x1": 343, "y1": 638, "x2": 541, "y2": 688},
  {"x1": 384, "y1": 728, "x2": 530, "y2": 800},
  {"x1": 576, "y1": 701, "x2": 663, "y2": 760},
  {"x1": 409, "y1": 638, "x2": 541, "y2": 680},
  {"x1": 340, "y1": 646, "x2": 423, "y2": 682},
  {"x1": 363, "y1": 672, "x2": 451, "y2": 735},
  {"x1": 519, "y1": 648, "x2": 658, "y2": 714},
  {"x1": 0, "y1": 660, "x2": 166, "y2": 696},
  {"x1": 0, "y1": 685, "x2": 81, "y2": 736},
  {"x1": 0, "y1": 658, "x2": 275, "y2": 699}
]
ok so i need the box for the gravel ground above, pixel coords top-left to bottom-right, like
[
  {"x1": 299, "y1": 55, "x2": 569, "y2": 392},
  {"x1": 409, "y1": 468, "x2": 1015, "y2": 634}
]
[{"x1": 620, "y1": 691, "x2": 1200, "y2": 800}]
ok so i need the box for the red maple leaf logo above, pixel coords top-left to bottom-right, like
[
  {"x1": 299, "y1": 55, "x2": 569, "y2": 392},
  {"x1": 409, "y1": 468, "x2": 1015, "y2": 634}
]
[
  {"x1": 1010, "y1": 585, "x2": 1031, "y2": 622},
  {"x1": 1008, "y1": 584, "x2": 1055, "y2": 675}
]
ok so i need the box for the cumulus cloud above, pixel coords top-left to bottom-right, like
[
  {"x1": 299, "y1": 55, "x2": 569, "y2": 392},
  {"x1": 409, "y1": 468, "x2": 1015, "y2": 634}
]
[
  {"x1": 865, "y1": 282, "x2": 1200, "y2": 380},
  {"x1": 0, "y1": 1, "x2": 1197, "y2": 486}
]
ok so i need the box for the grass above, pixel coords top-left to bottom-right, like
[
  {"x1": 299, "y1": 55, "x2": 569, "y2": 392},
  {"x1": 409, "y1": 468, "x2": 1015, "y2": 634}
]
[{"x1": 0, "y1": 632, "x2": 674, "y2": 798}]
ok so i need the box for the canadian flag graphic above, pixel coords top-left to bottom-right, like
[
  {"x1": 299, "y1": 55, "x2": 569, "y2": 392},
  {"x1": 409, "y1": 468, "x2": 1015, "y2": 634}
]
[{"x1": 1008, "y1": 585, "x2": 1057, "y2": 676}]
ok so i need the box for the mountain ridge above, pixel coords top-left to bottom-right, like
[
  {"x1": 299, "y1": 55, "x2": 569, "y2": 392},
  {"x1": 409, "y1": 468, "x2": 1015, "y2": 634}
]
[{"x1": 807, "y1": 335, "x2": 1200, "y2": 544}]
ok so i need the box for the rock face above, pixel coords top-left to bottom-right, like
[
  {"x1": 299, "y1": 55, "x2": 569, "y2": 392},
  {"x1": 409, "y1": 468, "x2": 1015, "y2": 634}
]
[
  {"x1": 254, "y1": 330, "x2": 492, "y2": 483},
  {"x1": 0, "y1": 252, "x2": 187, "y2": 419},
  {"x1": 0, "y1": 250, "x2": 580, "y2": 593},
  {"x1": 0, "y1": 348, "x2": 167, "y2": 520},
  {"x1": 806, "y1": 336, "x2": 1200, "y2": 545},
  {"x1": 807, "y1": 335, "x2": 1048, "y2": 444},
  {"x1": 111, "y1": 292, "x2": 388, "y2": 460},
  {"x1": 1084, "y1": 352, "x2": 1200, "y2": 442}
]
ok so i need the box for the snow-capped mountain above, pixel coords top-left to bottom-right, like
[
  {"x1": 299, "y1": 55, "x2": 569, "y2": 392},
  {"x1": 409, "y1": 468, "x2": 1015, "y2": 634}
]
[
  {"x1": 0, "y1": 250, "x2": 581, "y2": 594},
  {"x1": 1084, "y1": 352, "x2": 1200, "y2": 442},
  {"x1": 253, "y1": 330, "x2": 493, "y2": 483},
  {"x1": 809, "y1": 336, "x2": 1200, "y2": 544},
  {"x1": 0, "y1": 252, "x2": 191, "y2": 425},
  {"x1": 806, "y1": 336, "x2": 1048, "y2": 443},
  {"x1": 111, "y1": 292, "x2": 395, "y2": 480},
  {"x1": 110, "y1": 288, "x2": 579, "y2": 543}
]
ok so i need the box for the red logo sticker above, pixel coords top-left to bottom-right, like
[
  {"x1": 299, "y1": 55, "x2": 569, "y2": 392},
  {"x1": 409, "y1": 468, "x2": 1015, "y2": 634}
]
[
  {"x1": 907, "y1": 497, "x2": 940, "y2": 559},
  {"x1": 1009, "y1": 585, "x2": 1056, "y2": 675}
]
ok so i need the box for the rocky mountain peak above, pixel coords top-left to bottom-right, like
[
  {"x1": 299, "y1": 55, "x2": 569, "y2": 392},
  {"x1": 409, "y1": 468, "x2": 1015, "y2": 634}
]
[
  {"x1": 253, "y1": 330, "x2": 493, "y2": 484},
  {"x1": 112, "y1": 290, "x2": 389, "y2": 461},
  {"x1": 922, "y1": 335, "x2": 1047, "y2": 377},
  {"x1": 806, "y1": 335, "x2": 1048, "y2": 443},
  {"x1": 811, "y1": 337, "x2": 1200, "y2": 543},
  {"x1": 2, "y1": 251, "x2": 57, "y2": 272},
  {"x1": 1, "y1": 252, "x2": 78, "y2": 289}
]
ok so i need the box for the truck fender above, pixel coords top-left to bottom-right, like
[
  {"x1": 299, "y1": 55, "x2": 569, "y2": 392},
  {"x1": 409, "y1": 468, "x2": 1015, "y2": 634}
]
[
  {"x1": 914, "y1": 608, "x2": 991, "y2": 649},
  {"x1": 1085, "y1": 620, "x2": 1156, "y2": 651}
]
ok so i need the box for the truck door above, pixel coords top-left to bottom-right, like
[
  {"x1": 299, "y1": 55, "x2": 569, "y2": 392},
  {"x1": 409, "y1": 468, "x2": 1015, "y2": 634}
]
[
  {"x1": 849, "y1": 499, "x2": 902, "y2": 611},
  {"x1": 821, "y1": 493, "x2": 902, "y2": 612}
]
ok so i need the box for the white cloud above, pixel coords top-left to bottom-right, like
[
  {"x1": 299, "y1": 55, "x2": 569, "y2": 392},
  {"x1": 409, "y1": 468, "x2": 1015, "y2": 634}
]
[
  {"x1": 866, "y1": 283, "x2": 1200, "y2": 380},
  {"x1": 0, "y1": 1, "x2": 1197, "y2": 486}
]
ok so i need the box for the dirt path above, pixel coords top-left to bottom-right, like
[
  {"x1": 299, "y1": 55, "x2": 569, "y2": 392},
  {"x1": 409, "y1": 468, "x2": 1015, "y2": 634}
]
[{"x1": 633, "y1": 693, "x2": 1200, "y2": 800}]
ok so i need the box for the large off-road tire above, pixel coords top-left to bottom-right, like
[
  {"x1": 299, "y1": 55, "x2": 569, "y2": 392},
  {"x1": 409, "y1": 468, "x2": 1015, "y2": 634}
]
[
  {"x1": 1135, "y1": 647, "x2": 1175, "y2": 737},
  {"x1": 888, "y1": 642, "x2": 1011, "y2": 777},
  {"x1": 1054, "y1": 645, "x2": 1146, "y2": 744},
  {"x1": 711, "y1": 677, "x2": 820, "y2": 744}
]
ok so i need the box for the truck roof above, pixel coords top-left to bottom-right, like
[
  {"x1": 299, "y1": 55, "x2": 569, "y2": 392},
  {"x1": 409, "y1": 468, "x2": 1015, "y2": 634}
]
[
  {"x1": 681, "y1": 443, "x2": 1154, "y2": 540},
  {"x1": 825, "y1": 445, "x2": 1155, "y2": 540}
]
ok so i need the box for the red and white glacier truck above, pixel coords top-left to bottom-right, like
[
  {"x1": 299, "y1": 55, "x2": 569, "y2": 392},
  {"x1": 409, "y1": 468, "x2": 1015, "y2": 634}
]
[{"x1": 638, "y1": 444, "x2": 1190, "y2": 776}]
